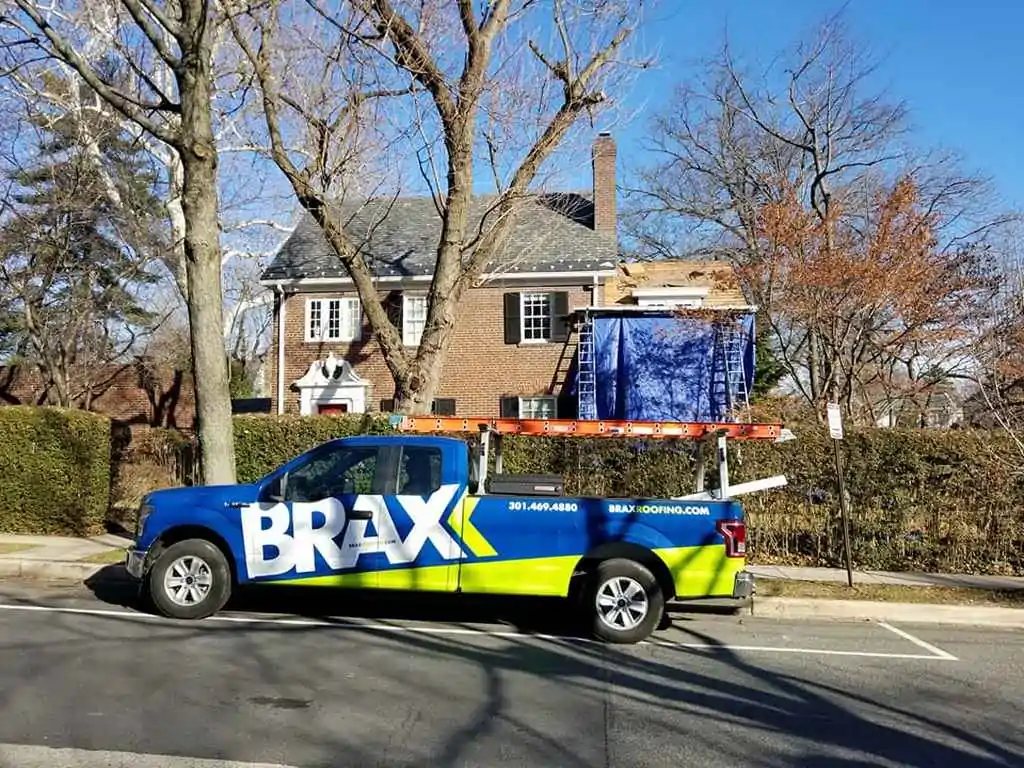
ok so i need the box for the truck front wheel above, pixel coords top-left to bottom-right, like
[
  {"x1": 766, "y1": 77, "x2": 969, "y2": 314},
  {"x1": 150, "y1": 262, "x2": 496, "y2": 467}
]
[
  {"x1": 147, "y1": 539, "x2": 232, "y2": 620},
  {"x1": 588, "y1": 558, "x2": 665, "y2": 644}
]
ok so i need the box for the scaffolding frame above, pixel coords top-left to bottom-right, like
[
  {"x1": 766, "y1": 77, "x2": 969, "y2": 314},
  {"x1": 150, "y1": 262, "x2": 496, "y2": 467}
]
[{"x1": 391, "y1": 416, "x2": 790, "y2": 502}]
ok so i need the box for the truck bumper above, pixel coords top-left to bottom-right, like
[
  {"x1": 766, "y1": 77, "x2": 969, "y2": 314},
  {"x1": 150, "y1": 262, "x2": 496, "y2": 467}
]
[
  {"x1": 732, "y1": 570, "x2": 755, "y2": 599},
  {"x1": 125, "y1": 548, "x2": 147, "y2": 580}
]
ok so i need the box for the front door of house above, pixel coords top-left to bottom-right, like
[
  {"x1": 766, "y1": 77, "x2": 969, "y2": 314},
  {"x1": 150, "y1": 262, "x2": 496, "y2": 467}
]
[{"x1": 317, "y1": 402, "x2": 349, "y2": 415}]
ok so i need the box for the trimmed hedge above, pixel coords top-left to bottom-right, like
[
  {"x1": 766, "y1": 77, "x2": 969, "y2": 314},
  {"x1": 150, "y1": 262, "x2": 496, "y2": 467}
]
[
  {"x1": 0, "y1": 406, "x2": 111, "y2": 536},
  {"x1": 233, "y1": 413, "x2": 392, "y2": 483},
  {"x1": 229, "y1": 414, "x2": 1024, "y2": 575}
]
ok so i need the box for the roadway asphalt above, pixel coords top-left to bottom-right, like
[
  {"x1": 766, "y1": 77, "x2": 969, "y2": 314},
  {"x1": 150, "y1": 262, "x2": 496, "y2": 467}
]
[{"x1": 0, "y1": 578, "x2": 1021, "y2": 768}]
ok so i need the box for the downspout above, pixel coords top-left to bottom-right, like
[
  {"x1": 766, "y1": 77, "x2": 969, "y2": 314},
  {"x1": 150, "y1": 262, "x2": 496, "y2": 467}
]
[
  {"x1": 276, "y1": 285, "x2": 285, "y2": 415},
  {"x1": 592, "y1": 271, "x2": 601, "y2": 307}
]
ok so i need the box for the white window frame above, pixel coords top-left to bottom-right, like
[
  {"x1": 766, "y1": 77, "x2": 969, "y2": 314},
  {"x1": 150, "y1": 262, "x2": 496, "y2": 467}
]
[
  {"x1": 520, "y1": 292, "x2": 553, "y2": 343},
  {"x1": 518, "y1": 395, "x2": 557, "y2": 419},
  {"x1": 305, "y1": 297, "x2": 361, "y2": 342},
  {"x1": 402, "y1": 294, "x2": 428, "y2": 347}
]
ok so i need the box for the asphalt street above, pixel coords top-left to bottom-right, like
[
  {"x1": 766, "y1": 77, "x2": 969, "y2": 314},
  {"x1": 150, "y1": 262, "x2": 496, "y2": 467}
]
[{"x1": 0, "y1": 578, "x2": 1022, "y2": 768}]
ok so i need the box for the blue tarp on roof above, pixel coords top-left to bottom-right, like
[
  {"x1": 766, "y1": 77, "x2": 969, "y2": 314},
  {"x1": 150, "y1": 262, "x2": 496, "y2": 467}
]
[{"x1": 576, "y1": 311, "x2": 755, "y2": 422}]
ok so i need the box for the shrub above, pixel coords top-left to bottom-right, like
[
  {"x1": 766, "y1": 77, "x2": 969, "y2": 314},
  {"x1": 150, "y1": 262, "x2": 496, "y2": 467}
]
[
  {"x1": 233, "y1": 413, "x2": 392, "y2": 483},
  {"x1": 0, "y1": 406, "x2": 111, "y2": 536},
  {"x1": 110, "y1": 426, "x2": 195, "y2": 515}
]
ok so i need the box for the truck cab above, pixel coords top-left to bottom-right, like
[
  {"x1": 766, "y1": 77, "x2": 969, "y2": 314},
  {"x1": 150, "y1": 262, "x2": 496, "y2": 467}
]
[{"x1": 126, "y1": 419, "x2": 782, "y2": 644}]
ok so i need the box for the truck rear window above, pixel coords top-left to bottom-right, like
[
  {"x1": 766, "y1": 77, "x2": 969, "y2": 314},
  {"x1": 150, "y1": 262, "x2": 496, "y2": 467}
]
[{"x1": 397, "y1": 447, "x2": 443, "y2": 496}]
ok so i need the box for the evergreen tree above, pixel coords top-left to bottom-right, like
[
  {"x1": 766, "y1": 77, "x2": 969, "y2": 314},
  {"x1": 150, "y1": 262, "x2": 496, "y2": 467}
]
[
  {"x1": 751, "y1": 314, "x2": 788, "y2": 401},
  {"x1": 0, "y1": 73, "x2": 168, "y2": 407}
]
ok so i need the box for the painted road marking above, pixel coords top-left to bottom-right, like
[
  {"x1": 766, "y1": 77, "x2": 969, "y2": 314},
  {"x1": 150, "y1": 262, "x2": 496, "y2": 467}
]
[
  {"x1": 648, "y1": 639, "x2": 955, "y2": 660},
  {"x1": 878, "y1": 621, "x2": 959, "y2": 660},
  {"x1": 0, "y1": 602, "x2": 958, "y2": 661},
  {"x1": 0, "y1": 743, "x2": 297, "y2": 767}
]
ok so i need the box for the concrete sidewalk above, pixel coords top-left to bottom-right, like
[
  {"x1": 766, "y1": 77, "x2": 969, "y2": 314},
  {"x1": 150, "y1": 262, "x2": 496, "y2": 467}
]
[
  {"x1": 0, "y1": 533, "x2": 131, "y2": 561},
  {"x1": 0, "y1": 533, "x2": 131, "y2": 581},
  {"x1": 748, "y1": 564, "x2": 1024, "y2": 592}
]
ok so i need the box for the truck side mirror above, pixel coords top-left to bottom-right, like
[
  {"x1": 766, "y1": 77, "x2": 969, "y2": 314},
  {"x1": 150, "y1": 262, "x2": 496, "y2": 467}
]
[{"x1": 260, "y1": 473, "x2": 287, "y2": 503}]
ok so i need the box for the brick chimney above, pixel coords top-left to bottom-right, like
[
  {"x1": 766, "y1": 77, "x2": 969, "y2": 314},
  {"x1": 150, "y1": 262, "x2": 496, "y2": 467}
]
[{"x1": 592, "y1": 131, "x2": 617, "y2": 244}]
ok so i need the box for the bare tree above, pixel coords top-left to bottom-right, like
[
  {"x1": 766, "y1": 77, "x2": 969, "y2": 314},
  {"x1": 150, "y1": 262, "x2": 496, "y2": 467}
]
[
  {"x1": 2, "y1": 0, "x2": 238, "y2": 482},
  {"x1": 624, "y1": 12, "x2": 1015, "y2": 417},
  {"x1": 225, "y1": 0, "x2": 650, "y2": 412},
  {"x1": 753, "y1": 174, "x2": 1000, "y2": 422}
]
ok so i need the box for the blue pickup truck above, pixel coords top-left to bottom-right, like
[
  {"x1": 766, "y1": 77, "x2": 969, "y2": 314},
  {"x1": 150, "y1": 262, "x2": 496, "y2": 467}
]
[{"x1": 125, "y1": 426, "x2": 760, "y2": 643}]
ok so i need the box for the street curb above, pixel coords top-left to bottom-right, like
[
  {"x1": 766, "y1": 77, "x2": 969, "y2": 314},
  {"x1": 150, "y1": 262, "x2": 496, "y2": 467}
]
[
  {"x1": 752, "y1": 596, "x2": 1024, "y2": 628},
  {"x1": 0, "y1": 559, "x2": 129, "y2": 583}
]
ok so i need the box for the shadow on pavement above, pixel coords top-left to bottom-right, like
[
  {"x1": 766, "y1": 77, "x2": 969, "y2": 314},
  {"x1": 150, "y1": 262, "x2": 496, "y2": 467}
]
[
  {"x1": 3, "y1": 568, "x2": 1019, "y2": 767},
  {"x1": 50, "y1": 579, "x2": 1024, "y2": 767},
  {"x1": 82, "y1": 564, "x2": 739, "y2": 638}
]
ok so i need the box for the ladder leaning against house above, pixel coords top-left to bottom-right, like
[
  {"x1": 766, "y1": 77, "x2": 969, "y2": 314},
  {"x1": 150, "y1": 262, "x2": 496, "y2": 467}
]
[
  {"x1": 711, "y1": 313, "x2": 752, "y2": 420},
  {"x1": 575, "y1": 310, "x2": 598, "y2": 420}
]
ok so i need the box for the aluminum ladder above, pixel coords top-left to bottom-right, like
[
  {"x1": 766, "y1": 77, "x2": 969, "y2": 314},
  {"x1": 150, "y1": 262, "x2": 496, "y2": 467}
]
[
  {"x1": 710, "y1": 317, "x2": 750, "y2": 420},
  {"x1": 576, "y1": 311, "x2": 598, "y2": 420}
]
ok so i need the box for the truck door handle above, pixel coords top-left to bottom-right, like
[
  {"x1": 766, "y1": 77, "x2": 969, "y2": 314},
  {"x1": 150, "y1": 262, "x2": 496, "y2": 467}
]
[{"x1": 347, "y1": 508, "x2": 373, "y2": 520}]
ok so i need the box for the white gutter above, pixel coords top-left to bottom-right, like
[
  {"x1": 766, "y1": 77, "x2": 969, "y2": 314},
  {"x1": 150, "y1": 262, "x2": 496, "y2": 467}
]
[
  {"x1": 259, "y1": 269, "x2": 619, "y2": 289},
  {"x1": 276, "y1": 285, "x2": 285, "y2": 414}
]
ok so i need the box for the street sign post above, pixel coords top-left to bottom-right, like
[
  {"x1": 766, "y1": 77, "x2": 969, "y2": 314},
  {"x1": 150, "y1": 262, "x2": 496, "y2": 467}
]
[{"x1": 827, "y1": 403, "x2": 854, "y2": 587}]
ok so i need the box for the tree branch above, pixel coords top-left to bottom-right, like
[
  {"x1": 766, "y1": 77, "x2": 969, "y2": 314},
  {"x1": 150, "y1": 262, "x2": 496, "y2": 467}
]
[
  {"x1": 358, "y1": 0, "x2": 456, "y2": 128},
  {"x1": 118, "y1": 0, "x2": 182, "y2": 69},
  {"x1": 10, "y1": 0, "x2": 181, "y2": 146}
]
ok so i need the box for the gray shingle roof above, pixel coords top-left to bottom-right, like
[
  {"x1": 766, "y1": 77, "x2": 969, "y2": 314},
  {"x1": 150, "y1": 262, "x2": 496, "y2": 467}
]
[{"x1": 260, "y1": 192, "x2": 618, "y2": 281}]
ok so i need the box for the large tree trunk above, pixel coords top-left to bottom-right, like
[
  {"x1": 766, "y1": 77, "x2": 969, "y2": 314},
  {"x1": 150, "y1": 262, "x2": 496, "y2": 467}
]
[
  {"x1": 166, "y1": 153, "x2": 190, "y2": 303},
  {"x1": 178, "y1": 17, "x2": 236, "y2": 485},
  {"x1": 392, "y1": 239, "x2": 468, "y2": 414}
]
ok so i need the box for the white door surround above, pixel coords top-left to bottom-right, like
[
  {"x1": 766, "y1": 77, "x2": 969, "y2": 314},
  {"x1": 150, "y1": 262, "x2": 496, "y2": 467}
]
[{"x1": 293, "y1": 352, "x2": 371, "y2": 415}]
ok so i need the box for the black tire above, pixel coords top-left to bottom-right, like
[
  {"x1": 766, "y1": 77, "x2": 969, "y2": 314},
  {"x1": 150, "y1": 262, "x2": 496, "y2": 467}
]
[
  {"x1": 146, "y1": 539, "x2": 232, "y2": 620},
  {"x1": 587, "y1": 558, "x2": 664, "y2": 644}
]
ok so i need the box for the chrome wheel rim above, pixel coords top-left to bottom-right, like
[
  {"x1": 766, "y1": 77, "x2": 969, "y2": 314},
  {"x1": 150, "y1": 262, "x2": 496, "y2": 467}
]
[
  {"x1": 595, "y1": 576, "x2": 648, "y2": 631},
  {"x1": 163, "y1": 555, "x2": 214, "y2": 607}
]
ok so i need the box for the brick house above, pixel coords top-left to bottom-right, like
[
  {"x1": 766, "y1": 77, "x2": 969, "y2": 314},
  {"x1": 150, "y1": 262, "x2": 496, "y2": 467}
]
[
  {"x1": 260, "y1": 133, "x2": 751, "y2": 419},
  {"x1": 0, "y1": 361, "x2": 196, "y2": 431}
]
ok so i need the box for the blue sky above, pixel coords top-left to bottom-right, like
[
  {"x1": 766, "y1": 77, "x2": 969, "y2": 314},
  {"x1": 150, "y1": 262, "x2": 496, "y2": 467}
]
[{"x1": 601, "y1": 0, "x2": 1024, "y2": 209}]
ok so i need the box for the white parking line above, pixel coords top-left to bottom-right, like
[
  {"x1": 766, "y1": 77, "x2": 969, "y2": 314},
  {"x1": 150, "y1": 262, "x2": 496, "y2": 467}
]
[
  {"x1": 650, "y1": 638, "x2": 955, "y2": 660},
  {"x1": 0, "y1": 602, "x2": 959, "y2": 660},
  {"x1": 878, "y1": 621, "x2": 959, "y2": 660}
]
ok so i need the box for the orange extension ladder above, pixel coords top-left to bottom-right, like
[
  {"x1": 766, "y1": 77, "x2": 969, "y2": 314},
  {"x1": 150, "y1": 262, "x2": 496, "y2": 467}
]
[
  {"x1": 392, "y1": 416, "x2": 783, "y2": 441},
  {"x1": 389, "y1": 415, "x2": 791, "y2": 501}
]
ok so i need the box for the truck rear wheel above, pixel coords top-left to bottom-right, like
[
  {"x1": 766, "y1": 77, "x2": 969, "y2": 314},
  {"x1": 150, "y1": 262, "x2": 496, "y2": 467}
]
[
  {"x1": 588, "y1": 558, "x2": 664, "y2": 644},
  {"x1": 147, "y1": 539, "x2": 232, "y2": 620}
]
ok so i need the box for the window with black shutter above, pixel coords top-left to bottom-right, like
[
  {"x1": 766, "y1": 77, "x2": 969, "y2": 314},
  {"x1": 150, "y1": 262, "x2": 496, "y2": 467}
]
[
  {"x1": 503, "y1": 292, "x2": 521, "y2": 344},
  {"x1": 551, "y1": 291, "x2": 570, "y2": 342},
  {"x1": 379, "y1": 398, "x2": 396, "y2": 413},
  {"x1": 499, "y1": 396, "x2": 520, "y2": 418},
  {"x1": 384, "y1": 291, "x2": 403, "y2": 328},
  {"x1": 431, "y1": 398, "x2": 456, "y2": 416}
]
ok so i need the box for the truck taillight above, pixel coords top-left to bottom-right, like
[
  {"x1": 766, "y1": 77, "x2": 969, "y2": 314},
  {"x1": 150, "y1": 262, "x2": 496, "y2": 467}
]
[{"x1": 716, "y1": 519, "x2": 746, "y2": 558}]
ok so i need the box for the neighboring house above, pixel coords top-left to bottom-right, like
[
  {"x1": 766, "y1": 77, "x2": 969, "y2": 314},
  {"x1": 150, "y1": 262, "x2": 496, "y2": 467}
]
[
  {"x1": 0, "y1": 360, "x2": 197, "y2": 432},
  {"x1": 260, "y1": 133, "x2": 755, "y2": 420},
  {"x1": 871, "y1": 383, "x2": 965, "y2": 429}
]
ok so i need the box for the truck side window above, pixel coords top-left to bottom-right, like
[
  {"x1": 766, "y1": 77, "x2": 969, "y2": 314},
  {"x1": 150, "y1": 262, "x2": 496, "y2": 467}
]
[
  {"x1": 284, "y1": 445, "x2": 380, "y2": 502},
  {"x1": 397, "y1": 447, "x2": 442, "y2": 497}
]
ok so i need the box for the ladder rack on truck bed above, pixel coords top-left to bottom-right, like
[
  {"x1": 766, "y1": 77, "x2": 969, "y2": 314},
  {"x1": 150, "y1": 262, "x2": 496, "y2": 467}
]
[{"x1": 390, "y1": 416, "x2": 792, "y2": 502}]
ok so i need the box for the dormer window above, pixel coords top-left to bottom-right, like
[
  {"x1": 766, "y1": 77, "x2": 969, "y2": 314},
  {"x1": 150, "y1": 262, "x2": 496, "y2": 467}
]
[{"x1": 629, "y1": 286, "x2": 710, "y2": 309}]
